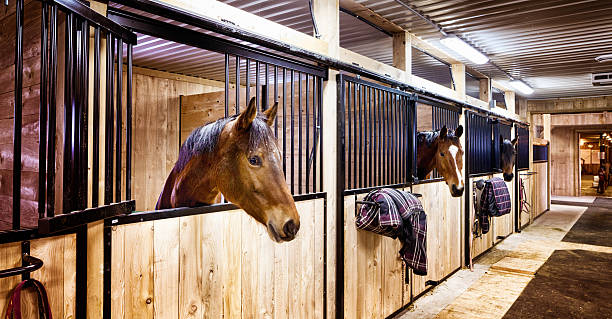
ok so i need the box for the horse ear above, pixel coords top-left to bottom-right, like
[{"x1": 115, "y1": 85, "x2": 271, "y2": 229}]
[
  {"x1": 262, "y1": 102, "x2": 278, "y2": 127},
  {"x1": 511, "y1": 137, "x2": 518, "y2": 146},
  {"x1": 439, "y1": 126, "x2": 448, "y2": 139},
  {"x1": 237, "y1": 97, "x2": 257, "y2": 130},
  {"x1": 455, "y1": 125, "x2": 463, "y2": 138}
]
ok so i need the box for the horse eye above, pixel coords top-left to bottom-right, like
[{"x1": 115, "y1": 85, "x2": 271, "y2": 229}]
[
  {"x1": 440, "y1": 152, "x2": 445, "y2": 157},
  {"x1": 248, "y1": 156, "x2": 262, "y2": 166}
]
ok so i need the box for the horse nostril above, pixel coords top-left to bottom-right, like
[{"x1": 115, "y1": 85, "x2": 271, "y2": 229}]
[
  {"x1": 452, "y1": 185, "x2": 464, "y2": 196},
  {"x1": 283, "y1": 220, "x2": 299, "y2": 238}
]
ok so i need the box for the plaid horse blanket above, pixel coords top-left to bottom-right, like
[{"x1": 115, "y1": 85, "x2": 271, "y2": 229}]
[
  {"x1": 356, "y1": 188, "x2": 427, "y2": 276},
  {"x1": 480, "y1": 177, "x2": 511, "y2": 217}
]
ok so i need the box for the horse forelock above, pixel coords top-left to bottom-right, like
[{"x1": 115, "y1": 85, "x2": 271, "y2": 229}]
[{"x1": 175, "y1": 114, "x2": 274, "y2": 171}]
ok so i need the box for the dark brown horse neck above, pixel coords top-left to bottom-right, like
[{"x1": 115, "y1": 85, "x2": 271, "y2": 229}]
[
  {"x1": 416, "y1": 131, "x2": 439, "y2": 180},
  {"x1": 155, "y1": 152, "x2": 220, "y2": 210}
]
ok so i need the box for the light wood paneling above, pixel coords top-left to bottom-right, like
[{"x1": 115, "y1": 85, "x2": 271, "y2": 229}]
[
  {"x1": 469, "y1": 175, "x2": 495, "y2": 258},
  {"x1": 111, "y1": 198, "x2": 324, "y2": 318},
  {"x1": 533, "y1": 162, "x2": 548, "y2": 217},
  {"x1": 410, "y1": 182, "x2": 462, "y2": 297},
  {"x1": 0, "y1": 234, "x2": 76, "y2": 317},
  {"x1": 492, "y1": 173, "x2": 514, "y2": 244}
]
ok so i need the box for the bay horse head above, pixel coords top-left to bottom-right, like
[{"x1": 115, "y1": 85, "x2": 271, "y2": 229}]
[
  {"x1": 416, "y1": 125, "x2": 465, "y2": 197},
  {"x1": 500, "y1": 137, "x2": 518, "y2": 182},
  {"x1": 156, "y1": 98, "x2": 300, "y2": 242}
]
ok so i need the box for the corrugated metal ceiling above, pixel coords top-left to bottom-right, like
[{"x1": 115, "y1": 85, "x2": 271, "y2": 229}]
[{"x1": 120, "y1": 0, "x2": 612, "y2": 99}]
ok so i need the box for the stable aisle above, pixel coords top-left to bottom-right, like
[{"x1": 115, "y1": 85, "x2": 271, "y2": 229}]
[{"x1": 396, "y1": 201, "x2": 612, "y2": 319}]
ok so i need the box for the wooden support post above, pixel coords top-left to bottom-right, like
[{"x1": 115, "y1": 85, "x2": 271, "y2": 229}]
[
  {"x1": 504, "y1": 90, "x2": 516, "y2": 114},
  {"x1": 312, "y1": 0, "x2": 339, "y2": 318},
  {"x1": 451, "y1": 64, "x2": 466, "y2": 99},
  {"x1": 479, "y1": 78, "x2": 490, "y2": 104},
  {"x1": 393, "y1": 31, "x2": 411, "y2": 81}
]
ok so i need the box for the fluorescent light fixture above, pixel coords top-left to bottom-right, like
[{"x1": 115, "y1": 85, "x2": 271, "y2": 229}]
[
  {"x1": 510, "y1": 80, "x2": 535, "y2": 95},
  {"x1": 595, "y1": 54, "x2": 612, "y2": 62},
  {"x1": 440, "y1": 36, "x2": 489, "y2": 64}
]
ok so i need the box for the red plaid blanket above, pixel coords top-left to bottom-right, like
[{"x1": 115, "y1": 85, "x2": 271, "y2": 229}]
[{"x1": 356, "y1": 188, "x2": 427, "y2": 276}]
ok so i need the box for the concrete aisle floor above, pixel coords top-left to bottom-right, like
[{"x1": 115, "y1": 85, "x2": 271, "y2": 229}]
[{"x1": 395, "y1": 203, "x2": 612, "y2": 319}]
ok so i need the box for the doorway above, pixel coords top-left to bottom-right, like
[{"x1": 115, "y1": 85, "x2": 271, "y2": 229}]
[{"x1": 579, "y1": 132, "x2": 612, "y2": 197}]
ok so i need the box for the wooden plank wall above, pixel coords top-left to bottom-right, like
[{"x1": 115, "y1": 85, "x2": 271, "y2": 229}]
[
  {"x1": 343, "y1": 193, "x2": 405, "y2": 319},
  {"x1": 110, "y1": 198, "x2": 325, "y2": 319},
  {"x1": 469, "y1": 173, "x2": 515, "y2": 259},
  {"x1": 410, "y1": 182, "x2": 462, "y2": 297},
  {"x1": 533, "y1": 162, "x2": 548, "y2": 217},
  {"x1": 343, "y1": 182, "x2": 462, "y2": 318},
  {"x1": 550, "y1": 126, "x2": 578, "y2": 196},
  {"x1": 519, "y1": 172, "x2": 533, "y2": 228},
  {"x1": 128, "y1": 70, "x2": 224, "y2": 211},
  {"x1": 0, "y1": 234, "x2": 76, "y2": 318},
  {"x1": 0, "y1": 0, "x2": 42, "y2": 229}
]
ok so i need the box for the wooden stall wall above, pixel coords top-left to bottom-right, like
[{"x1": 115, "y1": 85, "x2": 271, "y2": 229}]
[
  {"x1": 0, "y1": 234, "x2": 76, "y2": 317},
  {"x1": 533, "y1": 162, "x2": 548, "y2": 217},
  {"x1": 343, "y1": 193, "x2": 406, "y2": 319},
  {"x1": 519, "y1": 173, "x2": 533, "y2": 228},
  {"x1": 410, "y1": 182, "x2": 462, "y2": 297},
  {"x1": 110, "y1": 198, "x2": 325, "y2": 319},
  {"x1": 0, "y1": 0, "x2": 42, "y2": 229},
  {"x1": 468, "y1": 175, "x2": 494, "y2": 258},
  {"x1": 492, "y1": 173, "x2": 514, "y2": 244},
  {"x1": 128, "y1": 69, "x2": 225, "y2": 211}
]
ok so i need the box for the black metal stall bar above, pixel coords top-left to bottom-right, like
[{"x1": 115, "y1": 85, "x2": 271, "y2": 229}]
[
  {"x1": 339, "y1": 74, "x2": 415, "y2": 195},
  {"x1": 7, "y1": 0, "x2": 136, "y2": 236},
  {"x1": 108, "y1": 8, "x2": 326, "y2": 196}
]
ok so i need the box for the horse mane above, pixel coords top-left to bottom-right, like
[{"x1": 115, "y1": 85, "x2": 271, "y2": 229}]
[
  {"x1": 175, "y1": 114, "x2": 272, "y2": 171},
  {"x1": 417, "y1": 128, "x2": 459, "y2": 146}
]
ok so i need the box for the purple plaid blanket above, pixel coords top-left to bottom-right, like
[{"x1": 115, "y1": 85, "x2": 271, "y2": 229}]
[
  {"x1": 480, "y1": 177, "x2": 511, "y2": 217},
  {"x1": 356, "y1": 188, "x2": 427, "y2": 276}
]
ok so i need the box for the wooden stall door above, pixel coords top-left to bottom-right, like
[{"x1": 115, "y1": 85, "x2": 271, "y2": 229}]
[
  {"x1": 0, "y1": 235, "x2": 76, "y2": 318},
  {"x1": 111, "y1": 198, "x2": 324, "y2": 319},
  {"x1": 410, "y1": 182, "x2": 462, "y2": 297},
  {"x1": 343, "y1": 194, "x2": 405, "y2": 319},
  {"x1": 469, "y1": 175, "x2": 495, "y2": 258},
  {"x1": 533, "y1": 162, "x2": 548, "y2": 218},
  {"x1": 492, "y1": 173, "x2": 514, "y2": 244}
]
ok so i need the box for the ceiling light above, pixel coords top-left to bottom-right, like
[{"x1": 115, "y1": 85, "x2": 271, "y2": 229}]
[
  {"x1": 595, "y1": 54, "x2": 612, "y2": 62},
  {"x1": 440, "y1": 36, "x2": 489, "y2": 64},
  {"x1": 510, "y1": 80, "x2": 534, "y2": 95}
]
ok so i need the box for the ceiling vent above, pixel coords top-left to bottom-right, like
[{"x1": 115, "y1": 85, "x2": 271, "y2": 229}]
[{"x1": 592, "y1": 72, "x2": 612, "y2": 86}]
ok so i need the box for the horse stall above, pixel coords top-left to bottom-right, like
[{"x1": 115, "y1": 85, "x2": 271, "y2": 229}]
[{"x1": 1, "y1": 0, "x2": 550, "y2": 318}]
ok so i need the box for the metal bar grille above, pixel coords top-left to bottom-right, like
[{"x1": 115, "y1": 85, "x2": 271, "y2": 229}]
[
  {"x1": 5, "y1": 0, "x2": 136, "y2": 234},
  {"x1": 340, "y1": 75, "x2": 415, "y2": 193},
  {"x1": 517, "y1": 125, "x2": 530, "y2": 170},
  {"x1": 467, "y1": 112, "x2": 494, "y2": 176}
]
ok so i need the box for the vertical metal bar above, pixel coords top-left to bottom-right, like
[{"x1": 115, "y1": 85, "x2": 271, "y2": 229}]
[
  {"x1": 351, "y1": 82, "x2": 357, "y2": 189},
  {"x1": 13, "y1": 0, "x2": 24, "y2": 228},
  {"x1": 370, "y1": 89, "x2": 383, "y2": 186},
  {"x1": 224, "y1": 54, "x2": 229, "y2": 117},
  {"x1": 47, "y1": 4, "x2": 57, "y2": 217},
  {"x1": 298, "y1": 72, "x2": 302, "y2": 194},
  {"x1": 63, "y1": 12, "x2": 74, "y2": 213},
  {"x1": 282, "y1": 68, "x2": 287, "y2": 176},
  {"x1": 346, "y1": 81, "x2": 351, "y2": 190},
  {"x1": 335, "y1": 74, "x2": 346, "y2": 319},
  {"x1": 274, "y1": 65, "x2": 278, "y2": 137},
  {"x1": 126, "y1": 44, "x2": 133, "y2": 201},
  {"x1": 312, "y1": 75, "x2": 319, "y2": 193},
  {"x1": 81, "y1": 20, "x2": 89, "y2": 209},
  {"x1": 235, "y1": 56, "x2": 240, "y2": 114},
  {"x1": 38, "y1": 3, "x2": 48, "y2": 218},
  {"x1": 92, "y1": 28, "x2": 100, "y2": 206},
  {"x1": 116, "y1": 39, "x2": 123, "y2": 202},
  {"x1": 255, "y1": 61, "x2": 260, "y2": 110},
  {"x1": 368, "y1": 86, "x2": 373, "y2": 187},
  {"x1": 384, "y1": 91, "x2": 389, "y2": 184},
  {"x1": 104, "y1": 34, "x2": 114, "y2": 205},
  {"x1": 305, "y1": 74, "x2": 310, "y2": 193},
  {"x1": 245, "y1": 58, "x2": 250, "y2": 105},
  {"x1": 290, "y1": 69, "x2": 295, "y2": 194},
  {"x1": 318, "y1": 76, "x2": 323, "y2": 191},
  {"x1": 358, "y1": 83, "x2": 363, "y2": 188},
  {"x1": 264, "y1": 63, "x2": 269, "y2": 111}
]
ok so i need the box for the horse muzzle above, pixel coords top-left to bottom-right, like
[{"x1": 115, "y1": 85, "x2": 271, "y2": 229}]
[
  {"x1": 503, "y1": 173, "x2": 514, "y2": 182},
  {"x1": 451, "y1": 185, "x2": 464, "y2": 197},
  {"x1": 267, "y1": 219, "x2": 300, "y2": 242}
]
